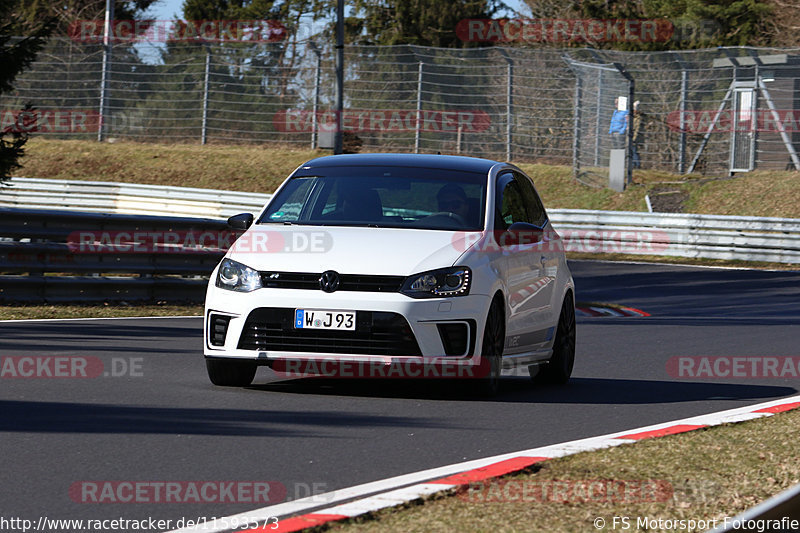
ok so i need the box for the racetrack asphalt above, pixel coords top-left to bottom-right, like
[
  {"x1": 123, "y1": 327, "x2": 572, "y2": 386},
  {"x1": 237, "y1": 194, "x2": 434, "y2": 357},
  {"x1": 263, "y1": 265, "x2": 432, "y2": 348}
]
[{"x1": 1, "y1": 260, "x2": 798, "y2": 527}]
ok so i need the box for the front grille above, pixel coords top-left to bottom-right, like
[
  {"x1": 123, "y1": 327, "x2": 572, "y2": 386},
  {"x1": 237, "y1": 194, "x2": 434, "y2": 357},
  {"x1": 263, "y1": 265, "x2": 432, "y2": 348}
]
[
  {"x1": 238, "y1": 307, "x2": 421, "y2": 356},
  {"x1": 260, "y1": 272, "x2": 404, "y2": 292},
  {"x1": 209, "y1": 314, "x2": 232, "y2": 347}
]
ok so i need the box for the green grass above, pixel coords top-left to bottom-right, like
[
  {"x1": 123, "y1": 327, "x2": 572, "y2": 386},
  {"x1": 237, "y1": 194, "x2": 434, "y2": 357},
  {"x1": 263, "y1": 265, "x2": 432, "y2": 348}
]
[{"x1": 325, "y1": 409, "x2": 800, "y2": 533}]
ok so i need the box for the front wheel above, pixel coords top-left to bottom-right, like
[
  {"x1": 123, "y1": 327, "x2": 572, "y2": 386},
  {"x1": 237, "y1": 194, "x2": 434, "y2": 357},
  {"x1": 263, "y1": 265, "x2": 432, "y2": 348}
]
[
  {"x1": 477, "y1": 301, "x2": 504, "y2": 397},
  {"x1": 535, "y1": 293, "x2": 576, "y2": 385},
  {"x1": 206, "y1": 358, "x2": 257, "y2": 387}
]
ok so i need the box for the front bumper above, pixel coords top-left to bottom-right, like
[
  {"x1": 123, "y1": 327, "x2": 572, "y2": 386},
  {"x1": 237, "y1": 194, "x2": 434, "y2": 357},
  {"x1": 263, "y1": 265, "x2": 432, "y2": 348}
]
[{"x1": 204, "y1": 285, "x2": 491, "y2": 369}]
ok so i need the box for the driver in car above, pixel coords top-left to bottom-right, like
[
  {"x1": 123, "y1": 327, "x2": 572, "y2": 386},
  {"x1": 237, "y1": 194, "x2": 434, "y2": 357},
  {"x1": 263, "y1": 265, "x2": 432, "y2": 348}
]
[{"x1": 436, "y1": 184, "x2": 471, "y2": 224}]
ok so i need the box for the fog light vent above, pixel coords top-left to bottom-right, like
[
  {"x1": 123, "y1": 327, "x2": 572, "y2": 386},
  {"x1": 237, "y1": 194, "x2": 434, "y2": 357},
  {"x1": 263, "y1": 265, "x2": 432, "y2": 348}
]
[
  {"x1": 210, "y1": 314, "x2": 232, "y2": 347},
  {"x1": 437, "y1": 322, "x2": 469, "y2": 356}
]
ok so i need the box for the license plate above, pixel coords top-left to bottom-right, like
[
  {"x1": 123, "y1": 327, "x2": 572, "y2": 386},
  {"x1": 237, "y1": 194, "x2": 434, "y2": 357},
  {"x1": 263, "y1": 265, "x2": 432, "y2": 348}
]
[{"x1": 295, "y1": 309, "x2": 356, "y2": 331}]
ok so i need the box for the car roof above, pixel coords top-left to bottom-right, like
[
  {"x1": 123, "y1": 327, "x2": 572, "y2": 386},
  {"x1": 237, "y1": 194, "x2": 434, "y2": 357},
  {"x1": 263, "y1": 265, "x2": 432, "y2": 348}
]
[{"x1": 297, "y1": 153, "x2": 502, "y2": 174}]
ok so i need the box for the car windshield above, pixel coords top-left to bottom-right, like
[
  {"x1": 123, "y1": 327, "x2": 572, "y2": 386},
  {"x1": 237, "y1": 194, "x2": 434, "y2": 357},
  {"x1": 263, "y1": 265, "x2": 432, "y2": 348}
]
[{"x1": 258, "y1": 167, "x2": 487, "y2": 231}]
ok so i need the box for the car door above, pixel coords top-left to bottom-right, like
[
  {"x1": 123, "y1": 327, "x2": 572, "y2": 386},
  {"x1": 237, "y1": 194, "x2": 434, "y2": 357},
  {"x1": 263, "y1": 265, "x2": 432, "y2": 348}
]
[
  {"x1": 495, "y1": 171, "x2": 554, "y2": 357},
  {"x1": 514, "y1": 171, "x2": 559, "y2": 324}
]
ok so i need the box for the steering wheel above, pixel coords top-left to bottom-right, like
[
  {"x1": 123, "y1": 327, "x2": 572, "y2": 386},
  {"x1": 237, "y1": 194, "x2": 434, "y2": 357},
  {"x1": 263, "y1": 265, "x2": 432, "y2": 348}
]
[{"x1": 425, "y1": 211, "x2": 468, "y2": 227}]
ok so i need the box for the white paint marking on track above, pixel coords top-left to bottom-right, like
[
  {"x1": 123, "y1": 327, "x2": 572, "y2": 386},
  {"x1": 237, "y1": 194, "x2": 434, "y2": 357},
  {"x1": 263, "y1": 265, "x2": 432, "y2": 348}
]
[
  {"x1": 568, "y1": 258, "x2": 800, "y2": 273},
  {"x1": 166, "y1": 394, "x2": 800, "y2": 533},
  {"x1": 0, "y1": 315, "x2": 201, "y2": 323}
]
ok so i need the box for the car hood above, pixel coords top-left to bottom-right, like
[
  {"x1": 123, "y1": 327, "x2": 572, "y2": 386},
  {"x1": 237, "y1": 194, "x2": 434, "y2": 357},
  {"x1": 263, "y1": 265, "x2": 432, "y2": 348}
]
[{"x1": 226, "y1": 224, "x2": 479, "y2": 275}]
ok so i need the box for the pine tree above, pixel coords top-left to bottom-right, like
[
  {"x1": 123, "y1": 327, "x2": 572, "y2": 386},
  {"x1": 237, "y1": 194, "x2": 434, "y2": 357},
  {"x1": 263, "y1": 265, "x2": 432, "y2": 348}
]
[
  {"x1": 0, "y1": 4, "x2": 54, "y2": 182},
  {"x1": 135, "y1": 0, "x2": 314, "y2": 143},
  {"x1": 350, "y1": 0, "x2": 504, "y2": 48},
  {"x1": 522, "y1": 0, "x2": 774, "y2": 50}
]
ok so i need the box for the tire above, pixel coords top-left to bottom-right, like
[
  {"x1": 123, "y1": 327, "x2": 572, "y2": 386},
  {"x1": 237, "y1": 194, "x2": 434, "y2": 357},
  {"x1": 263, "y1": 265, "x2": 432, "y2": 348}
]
[
  {"x1": 477, "y1": 300, "x2": 504, "y2": 397},
  {"x1": 536, "y1": 293, "x2": 576, "y2": 385},
  {"x1": 206, "y1": 358, "x2": 257, "y2": 387}
]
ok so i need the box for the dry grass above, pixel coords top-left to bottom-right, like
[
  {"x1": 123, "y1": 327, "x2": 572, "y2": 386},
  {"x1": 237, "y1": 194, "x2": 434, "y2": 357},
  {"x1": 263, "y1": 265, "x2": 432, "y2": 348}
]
[
  {"x1": 325, "y1": 409, "x2": 800, "y2": 533},
  {"x1": 15, "y1": 139, "x2": 800, "y2": 217},
  {"x1": 17, "y1": 138, "x2": 321, "y2": 193},
  {"x1": 0, "y1": 304, "x2": 203, "y2": 320}
]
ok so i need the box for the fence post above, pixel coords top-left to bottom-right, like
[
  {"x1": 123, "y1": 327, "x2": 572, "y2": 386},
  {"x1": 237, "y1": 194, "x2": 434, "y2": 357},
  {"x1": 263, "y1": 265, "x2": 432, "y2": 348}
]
[
  {"x1": 97, "y1": 0, "x2": 114, "y2": 142},
  {"x1": 613, "y1": 62, "x2": 634, "y2": 186},
  {"x1": 333, "y1": 0, "x2": 344, "y2": 154},
  {"x1": 415, "y1": 61, "x2": 423, "y2": 153},
  {"x1": 201, "y1": 47, "x2": 210, "y2": 145},
  {"x1": 506, "y1": 60, "x2": 513, "y2": 161},
  {"x1": 572, "y1": 75, "x2": 582, "y2": 179},
  {"x1": 311, "y1": 44, "x2": 321, "y2": 150},
  {"x1": 679, "y1": 68, "x2": 687, "y2": 173},
  {"x1": 594, "y1": 69, "x2": 602, "y2": 166},
  {"x1": 673, "y1": 53, "x2": 689, "y2": 174}
]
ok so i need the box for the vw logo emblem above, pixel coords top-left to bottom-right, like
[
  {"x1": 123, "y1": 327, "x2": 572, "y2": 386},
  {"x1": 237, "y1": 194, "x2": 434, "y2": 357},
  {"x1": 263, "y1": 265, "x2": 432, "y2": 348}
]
[{"x1": 319, "y1": 270, "x2": 340, "y2": 293}]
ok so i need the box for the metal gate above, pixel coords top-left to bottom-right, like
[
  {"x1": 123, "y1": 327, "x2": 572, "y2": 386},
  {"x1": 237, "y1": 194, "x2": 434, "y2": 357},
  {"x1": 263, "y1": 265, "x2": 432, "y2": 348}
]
[
  {"x1": 730, "y1": 83, "x2": 756, "y2": 172},
  {"x1": 565, "y1": 58, "x2": 634, "y2": 188}
]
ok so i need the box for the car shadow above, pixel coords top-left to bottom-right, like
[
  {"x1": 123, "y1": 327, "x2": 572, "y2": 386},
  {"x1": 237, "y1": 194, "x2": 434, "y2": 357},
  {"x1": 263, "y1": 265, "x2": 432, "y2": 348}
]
[
  {"x1": 250, "y1": 376, "x2": 797, "y2": 404},
  {"x1": 0, "y1": 399, "x2": 463, "y2": 436}
]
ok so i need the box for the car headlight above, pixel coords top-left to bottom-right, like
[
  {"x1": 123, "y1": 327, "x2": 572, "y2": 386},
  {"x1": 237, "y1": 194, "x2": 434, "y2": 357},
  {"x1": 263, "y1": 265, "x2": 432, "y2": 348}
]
[
  {"x1": 215, "y1": 258, "x2": 262, "y2": 292},
  {"x1": 401, "y1": 267, "x2": 471, "y2": 298}
]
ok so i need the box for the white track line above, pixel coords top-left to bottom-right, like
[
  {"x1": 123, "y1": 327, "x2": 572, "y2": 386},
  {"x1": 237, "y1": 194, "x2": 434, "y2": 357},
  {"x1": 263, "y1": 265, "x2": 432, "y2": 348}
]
[
  {"x1": 167, "y1": 394, "x2": 800, "y2": 533},
  {"x1": 0, "y1": 315, "x2": 201, "y2": 323},
  {"x1": 568, "y1": 258, "x2": 800, "y2": 272}
]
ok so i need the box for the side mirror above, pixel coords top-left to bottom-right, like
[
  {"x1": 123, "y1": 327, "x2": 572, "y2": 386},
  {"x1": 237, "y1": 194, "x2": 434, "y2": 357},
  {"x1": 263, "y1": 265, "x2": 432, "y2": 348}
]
[
  {"x1": 227, "y1": 213, "x2": 254, "y2": 230},
  {"x1": 500, "y1": 221, "x2": 544, "y2": 247}
]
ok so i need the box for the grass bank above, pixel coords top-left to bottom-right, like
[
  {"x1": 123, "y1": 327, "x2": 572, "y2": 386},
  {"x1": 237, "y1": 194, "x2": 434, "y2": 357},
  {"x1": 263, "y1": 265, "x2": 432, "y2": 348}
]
[
  {"x1": 15, "y1": 139, "x2": 800, "y2": 218},
  {"x1": 0, "y1": 304, "x2": 203, "y2": 321}
]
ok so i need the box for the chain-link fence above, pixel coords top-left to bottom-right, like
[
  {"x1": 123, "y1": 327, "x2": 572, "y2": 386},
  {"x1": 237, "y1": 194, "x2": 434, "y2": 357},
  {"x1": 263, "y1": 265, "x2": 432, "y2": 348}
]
[{"x1": 5, "y1": 38, "x2": 800, "y2": 176}]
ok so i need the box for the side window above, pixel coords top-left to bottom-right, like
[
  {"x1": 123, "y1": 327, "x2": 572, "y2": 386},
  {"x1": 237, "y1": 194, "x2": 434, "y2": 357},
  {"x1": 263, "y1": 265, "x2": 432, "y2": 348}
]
[
  {"x1": 496, "y1": 174, "x2": 530, "y2": 229},
  {"x1": 514, "y1": 172, "x2": 547, "y2": 227},
  {"x1": 262, "y1": 177, "x2": 315, "y2": 222},
  {"x1": 319, "y1": 183, "x2": 339, "y2": 215}
]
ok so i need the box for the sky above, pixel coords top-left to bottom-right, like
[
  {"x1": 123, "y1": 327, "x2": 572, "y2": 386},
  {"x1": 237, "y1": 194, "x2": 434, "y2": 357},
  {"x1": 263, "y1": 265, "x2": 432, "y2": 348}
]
[
  {"x1": 144, "y1": 0, "x2": 183, "y2": 20},
  {"x1": 144, "y1": 0, "x2": 529, "y2": 21},
  {"x1": 134, "y1": 0, "x2": 528, "y2": 61}
]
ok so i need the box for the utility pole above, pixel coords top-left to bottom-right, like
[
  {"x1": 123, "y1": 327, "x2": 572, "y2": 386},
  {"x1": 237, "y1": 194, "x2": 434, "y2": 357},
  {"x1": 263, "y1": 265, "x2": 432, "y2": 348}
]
[
  {"x1": 98, "y1": 0, "x2": 114, "y2": 141},
  {"x1": 334, "y1": 0, "x2": 344, "y2": 154}
]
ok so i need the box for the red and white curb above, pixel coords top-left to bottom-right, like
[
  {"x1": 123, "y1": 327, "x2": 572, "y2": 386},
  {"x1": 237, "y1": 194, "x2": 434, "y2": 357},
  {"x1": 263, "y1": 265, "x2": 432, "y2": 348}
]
[
  {"x1": 167, "y1": 394, "x2": 800, "y2": 533},
  {"x1": 575, "y1": 302, "x2": 650, "y2": 318}
]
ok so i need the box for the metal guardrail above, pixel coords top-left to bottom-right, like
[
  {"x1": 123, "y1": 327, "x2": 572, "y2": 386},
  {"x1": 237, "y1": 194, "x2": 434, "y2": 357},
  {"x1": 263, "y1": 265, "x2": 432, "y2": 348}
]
[
  {"x1": 708, "y1": 481, "x2": 800, "y2": 532},
  {"x1": 2, "y1": 178, "x2": 799, "y2": 304},
  {"x1": 550, "y1": 209, "x2": 800, "y2": 264},
  {"x1": 0, "y1": 177, "x2": 271, "y2": 219},
  {"x1": 0, "y1": 207, "x2": 229, "y2": 303}
]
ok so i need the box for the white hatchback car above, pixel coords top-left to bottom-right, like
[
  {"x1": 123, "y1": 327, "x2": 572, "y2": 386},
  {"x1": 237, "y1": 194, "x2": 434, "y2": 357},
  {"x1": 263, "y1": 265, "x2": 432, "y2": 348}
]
[{"x1": 204, "y1": 153, "x2": 575, "y2": 395}]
